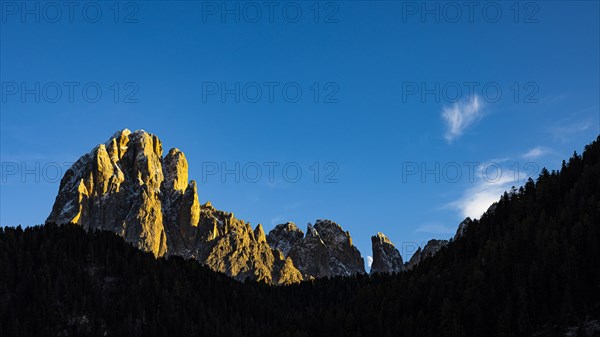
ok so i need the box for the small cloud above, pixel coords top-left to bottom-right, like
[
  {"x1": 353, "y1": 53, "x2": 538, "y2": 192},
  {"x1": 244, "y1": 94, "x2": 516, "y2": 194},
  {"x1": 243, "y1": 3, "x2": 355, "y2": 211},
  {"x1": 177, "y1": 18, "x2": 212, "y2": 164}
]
[
  {"x1": 447, "y1": 162, "x2": 523, "y2": 219},
  {"x1": 415, "y1": 223, "x2": 455, "y2": 235},
  {"x1": 522, "y1": 146, "x2": 550, "y2": 160},
  {"x1": 366, "y1": 256, "x2": 373, "y2": 268},
  {"x1": 549, "y1": 119, "x2": 595, "y2": 142},
  {"x1": 442, "y1": 95, "x2": 483, "y2": 143}
]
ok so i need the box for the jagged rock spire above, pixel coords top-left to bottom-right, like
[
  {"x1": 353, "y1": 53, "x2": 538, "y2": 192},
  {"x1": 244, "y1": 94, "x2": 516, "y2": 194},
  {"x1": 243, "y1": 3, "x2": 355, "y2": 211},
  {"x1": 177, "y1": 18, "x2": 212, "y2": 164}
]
[
  {"x1": 370, "y1": 232, "x2": 405, "y2": 274},
  {"x1": 286, "y1": 220, "x2": 365, "y2": 278},
  {"x1": 48, "y1": 129, "x2": 370, "y2": 284},
  {"x1": 47, "y1": 129, "x2": 167, "y2": 257},
  {"x1": 406, "y1": 239, "x2": 448, "y2": 270}
]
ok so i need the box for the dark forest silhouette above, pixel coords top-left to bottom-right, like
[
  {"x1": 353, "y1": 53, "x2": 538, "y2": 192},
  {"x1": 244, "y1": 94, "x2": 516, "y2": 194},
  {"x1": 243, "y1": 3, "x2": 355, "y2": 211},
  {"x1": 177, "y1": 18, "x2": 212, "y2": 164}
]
[{"x1": 1, "y1": 136, "x2": 599, "y2": 337}]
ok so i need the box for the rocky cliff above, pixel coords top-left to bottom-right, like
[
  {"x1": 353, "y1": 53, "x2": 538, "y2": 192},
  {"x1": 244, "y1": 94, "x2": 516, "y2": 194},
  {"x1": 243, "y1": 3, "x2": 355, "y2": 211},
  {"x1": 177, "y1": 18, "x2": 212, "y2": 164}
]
[
  {"x1": 47, "y1": 129, "x2": 168, "y2": 257},
  {"x1": 454, "y1": 217, "x2": 472, "y2": 241},
  {"x1": 47, "y1": 129, "x2": 474, "y2": 283},
  {"x1": 370, "y1": 232, "x2": 405, "y2": 274},
  {"x1": 47, "y1": 130, "x2": 370, "y2": 284},
  {"x1": 267, "y1": 222, "x2": 304, "y2": 257},
  {"x1": 47, "y1": 129, "x2": 302, "y2": 284},
  {"x1": 406, "y1": 239, "x2": 449, "y2": 270},
  {"x1": 270, "y1": 220, "x2": 365, "y2": 279}
]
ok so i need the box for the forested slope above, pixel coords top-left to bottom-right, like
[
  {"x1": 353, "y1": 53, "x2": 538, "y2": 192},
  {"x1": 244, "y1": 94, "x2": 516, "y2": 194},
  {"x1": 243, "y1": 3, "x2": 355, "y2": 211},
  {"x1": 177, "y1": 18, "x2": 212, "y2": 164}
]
[{"x1": 1, "y1": 136, "x2": 599, "y2": 337}]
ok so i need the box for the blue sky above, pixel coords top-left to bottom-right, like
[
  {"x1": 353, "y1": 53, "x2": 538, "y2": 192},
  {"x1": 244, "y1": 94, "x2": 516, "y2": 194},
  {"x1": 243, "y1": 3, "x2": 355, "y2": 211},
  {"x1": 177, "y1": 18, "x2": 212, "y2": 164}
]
[{"x1": 1, "y1": 1, "x2": 599, "y2": 268}]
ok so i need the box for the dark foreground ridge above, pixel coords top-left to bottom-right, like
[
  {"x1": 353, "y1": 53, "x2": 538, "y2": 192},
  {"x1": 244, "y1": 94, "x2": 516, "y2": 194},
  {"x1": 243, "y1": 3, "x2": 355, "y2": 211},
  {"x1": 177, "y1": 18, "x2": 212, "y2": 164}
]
[{"x1": 1, "y1": 136, "x2": 599, "y2": 337}]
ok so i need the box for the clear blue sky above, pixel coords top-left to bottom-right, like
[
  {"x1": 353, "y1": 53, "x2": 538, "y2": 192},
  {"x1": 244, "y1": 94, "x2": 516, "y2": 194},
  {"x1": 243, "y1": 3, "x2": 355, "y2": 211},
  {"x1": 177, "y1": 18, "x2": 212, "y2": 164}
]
[{"x1": 1, "y1": 1, "x2": 599, "y2": 267}]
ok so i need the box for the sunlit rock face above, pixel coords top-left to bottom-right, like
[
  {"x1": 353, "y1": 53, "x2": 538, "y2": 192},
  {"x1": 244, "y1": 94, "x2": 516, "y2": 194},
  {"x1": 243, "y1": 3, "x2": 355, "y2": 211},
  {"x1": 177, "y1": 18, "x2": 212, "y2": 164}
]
[
  {"x1": 190, "y1": 203, "x2": 302, "y2": 284},
  {"x1": 370, "y1": 232, "x2": 405, "y2": 274},
  {"x1": 47, "y1": 129, "x2": 167, "y2": 257},
  {"x1": 48, "y1": 129, "x2": 372, "y2": 284},
  {"x1": 406, "y1": 239, "x2": 449, "y2": 270},
  {"x1": 47, "y1": 129, "x2": 302, "y2": 284}
]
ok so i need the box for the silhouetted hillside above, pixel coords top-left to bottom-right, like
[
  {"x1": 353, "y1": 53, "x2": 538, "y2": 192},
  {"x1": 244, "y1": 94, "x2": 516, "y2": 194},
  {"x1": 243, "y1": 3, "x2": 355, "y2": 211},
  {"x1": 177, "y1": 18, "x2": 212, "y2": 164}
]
[{"x1": 1, "y1": 136, "x2": 599, "y2": 337}]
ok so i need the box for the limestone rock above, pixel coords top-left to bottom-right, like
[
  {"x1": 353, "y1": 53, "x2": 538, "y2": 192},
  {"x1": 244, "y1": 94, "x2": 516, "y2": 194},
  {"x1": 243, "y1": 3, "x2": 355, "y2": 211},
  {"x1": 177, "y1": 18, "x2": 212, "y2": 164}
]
[
  {"x1": 314, "y1": 220, "x2": 365, "y2": 276},
  {"x1": 47, "y1": 129, "x2": 371, "y2": 285},
  {"x1": 406, "y1": 239, "x2": 449, "y2": 270},
  {"x1": 370, "y1": 232, "x2": 405, "y2": 274},
  {"x1": 422, "y1": 239, "x2": 448, "y2": 257},
  {"x1": 275, "y1": 257, "x2": 304, "y2": 285},
  {"x1": 254, "y1": 224, "x2": 267, "y2": 244},
  {"x1": 454, "y1": 217, "x2": 472, "y2": 241},
  {"x1": 288, "y1": 224, "x2": 330, "y2": 278},
  {"x1": 47, "y1": 129, "x2": 167, "y2": 257},
  {"x1": 163, "y1": 148, "x2": 188, "y2": 194},
  {"x1": 288, "y1": 220, "x2": 365, "y2": 278},
  {"x1": 165, "y1": 180, "x2": 201, "y2": 254},
  {"x1": 192, "y1": 205, "x2": 302, "y2": 284},
  {"x1": 267, "y1": 222, "x2": 304, "y2": 256},
  {"x1": 406, "y1": 247, "x2": 422, "y2": 270}
]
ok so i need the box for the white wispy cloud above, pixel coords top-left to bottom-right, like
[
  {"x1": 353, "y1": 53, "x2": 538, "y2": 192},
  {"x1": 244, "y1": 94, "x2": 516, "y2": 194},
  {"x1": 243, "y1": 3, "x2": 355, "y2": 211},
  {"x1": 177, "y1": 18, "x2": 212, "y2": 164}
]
[
  {"x1": 549, "y1": 119, "x2": 595, "y2": 142},
  {"x1": 522, "y1": 146, "x2": 550, "y2": 160},
  {"x1": 442, "y1": 95, "x2": 483, "y2": 143},
  {"x1": 447, "y1": 161, "x2": 522, "y2": 219}
]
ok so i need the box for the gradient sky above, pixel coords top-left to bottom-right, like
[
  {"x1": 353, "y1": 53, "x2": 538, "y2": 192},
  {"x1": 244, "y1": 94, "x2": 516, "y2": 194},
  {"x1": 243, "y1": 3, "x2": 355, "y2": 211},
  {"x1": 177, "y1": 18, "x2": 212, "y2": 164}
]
[{"x1": 1, "y1": 1, "x2": 599, "y2": 268}]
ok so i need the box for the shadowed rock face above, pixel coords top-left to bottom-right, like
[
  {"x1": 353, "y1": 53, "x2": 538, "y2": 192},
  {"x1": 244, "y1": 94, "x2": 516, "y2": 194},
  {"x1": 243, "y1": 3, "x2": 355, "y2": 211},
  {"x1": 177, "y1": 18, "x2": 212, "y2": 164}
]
[
  {"x1": 286, "y1": 220, "x2": 365, "y2": 279},
  {"x1": 370, "y1": 233, "x2": 405, "y2": 274},
  {"x1": 406, "y1": 247, "x2": 422, "y2": 270},
  {"x1": 288, "y1": 224, "x2": 330, "y2": 279},
  {"x1": 267, "y1": 222, "x2": 304, "y2": 257},
  {"x1": 406, "y1": 239, "x2": 449, "y2": 270},
  {"x1": 454, "y1": 217, "x2": 472, "y2": 241}
]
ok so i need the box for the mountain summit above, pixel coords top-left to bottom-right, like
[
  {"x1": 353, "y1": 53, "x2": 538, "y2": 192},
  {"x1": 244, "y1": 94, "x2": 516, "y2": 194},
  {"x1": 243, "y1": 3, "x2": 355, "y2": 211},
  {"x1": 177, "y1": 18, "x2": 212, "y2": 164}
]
[{"x1": 47, "y1": 130, "x2": 377, "y2": 283}]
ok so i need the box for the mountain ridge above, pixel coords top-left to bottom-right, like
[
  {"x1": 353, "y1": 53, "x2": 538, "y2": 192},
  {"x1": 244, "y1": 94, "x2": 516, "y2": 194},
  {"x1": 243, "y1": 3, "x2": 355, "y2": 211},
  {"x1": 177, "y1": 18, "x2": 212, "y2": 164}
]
[
  {"x1": 46, "y1": 129, "x2": 404, "y2": 283},
  {"x1": 2, "y1": 135, "x2": 598, "y2": 336}
]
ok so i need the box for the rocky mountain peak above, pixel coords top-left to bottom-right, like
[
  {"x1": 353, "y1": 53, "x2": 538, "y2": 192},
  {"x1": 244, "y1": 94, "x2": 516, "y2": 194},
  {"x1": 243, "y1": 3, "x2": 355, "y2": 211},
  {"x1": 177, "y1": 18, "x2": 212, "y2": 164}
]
[
  {"x1": 306, "y1": 223, "x2": 320, "y2": 238},
  {"x1": 375, "y1": 232, "x2": 392, "y2": 244},
  {"x1": 254, "y1": 224, "x2": 267, "y2": 244},
  {"x1": 43, "y1": 129, "x2": 465, "y2": 284},
  {"x1": 288, "y1": 220, "x2": 365, "y2": 278},
  {"x1": 267, "y1": 222, "x2": 304, "y2": 257},
  {"x1": 454, "y1": 217, "x2": 472, "y2": 241},
  {"x1": 370, "y1": 232, "x2": 405, "y2": 274},
  {"x1": 47, "y1": 129, "x2": 301, "y2": 284},
  {"x1": 406, "y1": 239, "x2": 449, "y2": 270},
  {"x1": 47, "y1": 129, "x2": 168, "y2": 257},
  {"x1": 162, "y1": 147, "x2": 189, "y2": 194},
  {"x1": 422, "y1": 239, "x2": 448, "y2": 257},
  {"x1": 314, "y1": 219, "x2": 353, "y2": 246},
  {"x1": 406, "y1": 247, "x2": 422, "y2": 270}
]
